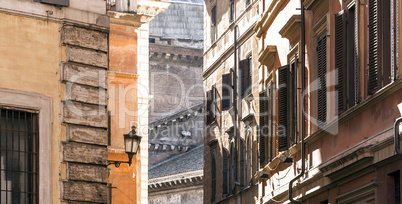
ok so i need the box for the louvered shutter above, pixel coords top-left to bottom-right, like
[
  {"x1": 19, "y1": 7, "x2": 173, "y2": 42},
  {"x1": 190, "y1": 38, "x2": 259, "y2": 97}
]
[
  {"x1": 368, "y1": 0, "x2": 379, "y2": 95},
  {"x1": 222, "y1": 149, "x2": 229, "y2": 195},
  {"x1": 347, "y1": 6, "x2": 357, "y2": 107},
  {"x1": 259, "y1": 91, "x2": 267, "y2": 167},
  {"x1": 317, "y1": 35, "x2": 327, "y2": 126},
  {"x1": 240, "y1": 140, "x2": 245, "y2": 187},
  {"x1": 335, "y1": 12, "x2": 347, "y2": 115},
  {"x1": 230, "y1": 144, "x2": 237, "y2": 193},
  {"x1": 240, "y1": 59, "x2": 249, "y2": 98},
  {"x1": 213, "y1": 86, "x2": 217, "y2": 121},
  {"x1": 211, "y1": 156, "x2": 216, "y2": 202},
  {"x1": 268, "y1": 85, "x2": 275, "y2": 160},
  {"x1": 290, "y1": 62, "x2": 298, "y2": 145},
  {"x1": 278, "y1": 66, "x2": 289, "y2": 151},
  {"x1": 222, "y1": 73, "x2": 232, "y2": 110},
  {"x1": 206, "y1": 90, "x2": 213, "y2": 124}
]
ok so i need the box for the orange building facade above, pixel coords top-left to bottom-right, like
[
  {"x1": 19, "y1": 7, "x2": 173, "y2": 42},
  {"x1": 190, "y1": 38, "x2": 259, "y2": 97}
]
[{"x1": 106, "y1": 0, "x2": 170, "y2": 203}]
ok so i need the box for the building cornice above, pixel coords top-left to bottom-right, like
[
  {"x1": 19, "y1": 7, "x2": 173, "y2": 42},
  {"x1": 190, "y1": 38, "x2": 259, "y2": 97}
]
[
  {"x1": 254, "y1": 0, "x2": 287, "y2": 38},
  {"x1": 148, "y1": 170, "x2": 203, "y2": 192},
  {"x1": 108, "y1": 0, "x2": 171, "y2": 27},
  {"x1": 202, "y1": 21, "x2": 257, "y2": 79}
]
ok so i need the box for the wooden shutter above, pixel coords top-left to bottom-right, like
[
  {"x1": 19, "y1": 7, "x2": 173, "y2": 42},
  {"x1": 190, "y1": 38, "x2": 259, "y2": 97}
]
[
  {"x1": 212, "y1": 86, "x2": 217, "y2": 122},
  {"x1": 259, "y1": 91, "x2": 267, "y2": 167},
  {"x1": 317, "y1": 35, "x2": 327, "y2": 125},
  {"x1": 290, "y1": 62, "x2": 298, "y2": 145},
  {"x1": 347, "y1": 6, "x2": 357, "y2": 107},
  {"x1": 278, "y1": 66, "x2": 289, "y2": 151},
  {"x1": 240, "y1": 59, "x2": 249, "y2": 98},
  {"x1": 206, "y1": 90, "x2": 213, "y2": 124},
  {"x1": 230, "y1": 144, "x2": 236, "y2": 193},
  {"x1": 222, "y1": 149, "x2": 229, "y2": 195},
  {"x1": 240, "y1": 139, "x2": 245, "y2": 187},
  {"x1": 211, "y1": 5, "x2": 217, "y2": 42},
  {"x1": 211, "y1": 155, "x2": 216, "y2": 202},
  {"x1": 230, "y1": 0, "x2": 235, "y2": 22},
  {"x1": 368, "y1": 0, "x2": 379, "y2": 95},
  {"x1": 222, "y1": 73, "x2": 232, "y2": 110},
  {"x1": 335, "y1": 12, "x2": 347, "y2": 115}
]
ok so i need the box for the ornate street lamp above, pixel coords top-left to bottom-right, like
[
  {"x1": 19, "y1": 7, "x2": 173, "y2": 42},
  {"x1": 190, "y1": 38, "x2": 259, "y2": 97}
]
[{"x1": 108, "y1": 126, "x2": 142, "y2": 167}]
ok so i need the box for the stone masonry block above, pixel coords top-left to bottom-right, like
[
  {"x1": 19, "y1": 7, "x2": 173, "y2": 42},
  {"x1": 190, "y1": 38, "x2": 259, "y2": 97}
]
[
  {"x1": 62, "y1": 26, "x2": 108, "y2": 52},
  {"x1": 62, "y1": 63, "x2": 107, "y2": 88},
  {"x1": 63, "y1": 101, "x2": 107, "y2": 128},
  {"x1": 66, "y1": 46, "x2": 108, "y2": 68},
  {"x1": 63, "y1": 142, "x2": 107, "y2": 165},
  {"x1": 63, "y1": 181, "x2": 107, "y2": 203},
  {"x1": 65, "y1": 83, "x2": 107, "y2": 105},
  {"x1": 67, "y1": 163, "x2": 108, "y2": 183},
  {"x1": 66, "y1": 124, "x2": 107, "y2": 146}
]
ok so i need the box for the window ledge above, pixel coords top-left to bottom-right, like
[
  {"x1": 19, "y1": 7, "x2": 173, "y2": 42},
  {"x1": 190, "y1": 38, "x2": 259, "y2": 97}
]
[{"x1": 306, "y1": 79, "x2": 402, "y2": 145}]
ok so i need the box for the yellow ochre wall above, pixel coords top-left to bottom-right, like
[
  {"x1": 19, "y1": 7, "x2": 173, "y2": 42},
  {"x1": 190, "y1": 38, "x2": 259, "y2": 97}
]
[{"x1": 0, "y1": 12, "x2": 62, "y2": 203}]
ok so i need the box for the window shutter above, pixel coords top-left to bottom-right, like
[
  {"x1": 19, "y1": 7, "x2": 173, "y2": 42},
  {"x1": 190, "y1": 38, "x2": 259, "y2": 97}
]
[
  {"x1": 211, "y1": 6, "x2": 217, "y2": 42},
  {"x1": 240, "y1": 140, "x2": 245, "y2": 187},
  {"x1": 211, "y1": 155, "x2": 216, "y2": 202},
  {"x1": 278, "y1": 66, "x2": 289, "y2": 151},
  {"x1": 222, "y1": 149, "x2": 229, "y2": 195},
  {"x1": 368, "y1": 0, "x2": 379, "y2": 95},
  {"x1": 222, "y1": 73, "x2": 233, "y2": 110},
  {"x1": 259, "y1": 91, "x2": 267, "y2": 167},
  {"x1": 240, "y1": 59, "x2": 250, "y2": 98},
  {"x1": 213, "y1": 86, "x2": 217, "y2": 121},
  {"x1": 206, "y1": 90, "x2": 213, "y2": 124},
  {"x1": 290, "y1": 62, "x2": 298, "y2": 145},
  {"x1": 230, "y1": 0, "x2": 235, "y2": 22},
  {"x1": 317, "y1": 35, "x2": 327, "y2": 125},
  {"x1": 335, "y1": 12, "x2": 347, "y2": 115},
  {"x1": 347, "y1": 6, "x2": 357, "y2": 107}
]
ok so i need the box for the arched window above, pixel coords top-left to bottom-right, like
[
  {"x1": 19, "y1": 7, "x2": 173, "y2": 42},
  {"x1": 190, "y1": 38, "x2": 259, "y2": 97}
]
[{"x1": 222, "y1": 148, "x2": 229, "y2": 196}]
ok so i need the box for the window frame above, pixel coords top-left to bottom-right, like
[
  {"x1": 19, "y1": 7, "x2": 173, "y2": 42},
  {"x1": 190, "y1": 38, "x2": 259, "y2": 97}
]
[{"x1": 0, "y1": 88, "x2": 52, "y2": 203}]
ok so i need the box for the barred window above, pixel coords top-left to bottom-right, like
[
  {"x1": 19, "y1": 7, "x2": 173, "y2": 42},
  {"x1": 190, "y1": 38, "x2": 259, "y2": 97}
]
[{"x1": 0, "y1": 108, "x2": 39, "y2": 204}]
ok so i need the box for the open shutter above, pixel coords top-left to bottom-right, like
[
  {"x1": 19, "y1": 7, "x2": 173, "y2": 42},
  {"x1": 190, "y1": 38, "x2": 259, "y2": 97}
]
[
  {"x1": 317, "y1": 35, "x2": 327, "y2": 125},
  {"x1": 290, "y1": 62, "x2": 298, "y2": 145},
  {"x1": 206, "y1": 90, "x2": 213, "y2": 124},
  {"x1": 335, "y1": 11, "x2": 347, "y2": 115},
  {"x1": 213, "y1": 86, "x2": 217, "y2": 121},
  {"x1": 222, "y1": 149, "x2": 229, "y2": 195},
  {"x1": 211, "y1": 155, "x2": 216, "y2": 202},
  {"x1": 368, "y1": 0, "x2": 379, "y2": 95},
  {"x1": 240, "y1": 139, "x2": 245, "y2": 187},
  {"x1": 278, "y1": 66, "x2": 289, "y2": 151},
  {"x1": 259, "y1": 91, "x2": 267, "y2": 167},
  {"x1": 222, "y1": 73, "x2": 233, "y2": 110},
  {"x1": 240, "y1": 59, "x2": 250, "y2": 98}
]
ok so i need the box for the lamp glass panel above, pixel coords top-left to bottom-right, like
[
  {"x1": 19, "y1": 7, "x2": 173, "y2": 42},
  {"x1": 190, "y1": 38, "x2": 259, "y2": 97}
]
[
  {"x1": 132, "y1": 139, "x2": 139, "y2": 153},
  {"x1": 125, "y1": 138, "x2": 133, "y2": 153}
]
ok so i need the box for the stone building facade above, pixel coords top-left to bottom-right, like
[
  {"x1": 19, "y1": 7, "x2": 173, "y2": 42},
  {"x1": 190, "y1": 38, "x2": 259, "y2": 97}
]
[
  {"x1": 0, "y1": 0, "x2": 109, "y2": 203},
  {"x1": 204, "y1": 0, "x2": 402, "y2": 203},
  {"x1": 202, "y1": 0, "x2": 260, "y2": 203},
  {"x1": 253, "y1": 0, "x2": 402, "y2": 203}
]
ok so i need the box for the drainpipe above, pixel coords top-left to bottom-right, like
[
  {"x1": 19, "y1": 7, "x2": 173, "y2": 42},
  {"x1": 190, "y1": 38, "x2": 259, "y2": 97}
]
[
  {"x1": 395, "y1": 103, "x2": 402, "y2": 156},
  {"x1": 289, "y1": 0, "x2": 306, "y2": 203},
  {"x1": 234, "y1": 24, "x2": 239, "y2": 192}
]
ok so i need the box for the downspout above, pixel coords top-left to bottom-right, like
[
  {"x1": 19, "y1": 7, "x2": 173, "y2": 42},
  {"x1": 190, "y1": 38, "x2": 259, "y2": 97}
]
[
  {"x1": 289, "y1": 0, "x2": 306, "y2": 203},
  {"x1": 234, "y1": 24, "x2": 239, "y2": 191}
]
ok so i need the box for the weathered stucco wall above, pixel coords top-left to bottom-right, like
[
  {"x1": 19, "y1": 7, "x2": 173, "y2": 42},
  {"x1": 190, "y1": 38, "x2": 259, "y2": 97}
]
[{"x1": 0, "y1": 12, "x2": 62, "y2": 203}]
